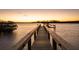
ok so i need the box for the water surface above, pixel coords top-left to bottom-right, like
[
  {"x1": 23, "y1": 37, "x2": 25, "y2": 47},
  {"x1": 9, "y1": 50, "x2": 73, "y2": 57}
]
[
  {"x1": 50, "y1": 23, "x2": 79, "y2": 49},
  {"x1": 0, "y1": 23, "x2": 38, "y2": 49}
]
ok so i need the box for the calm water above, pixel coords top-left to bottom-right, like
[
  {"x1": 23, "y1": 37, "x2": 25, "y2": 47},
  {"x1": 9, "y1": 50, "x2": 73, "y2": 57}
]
[
  {"x1": 50, "y1": 23, "x2": 79, "y2": 49},
  {"x1": 0, "y1": 23, "x2": 79, "y2": 49},
  {"x1": 0, "y1": 23, "x2": 38, "y2": 49}
]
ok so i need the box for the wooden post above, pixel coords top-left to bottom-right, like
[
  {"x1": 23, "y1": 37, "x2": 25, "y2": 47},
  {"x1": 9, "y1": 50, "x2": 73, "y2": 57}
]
[
  {"x1": 37, "y1": 26, "x2": 39, "y2": 35},
  {"x1": 37, "y1": 28, "x2": 38, "y2": 35},
  {"x1": 48, "y1": 32, "x2": 50, "y2": 40},
  {"x1": 34, "y1": 32, "x2": 36, "y2": 40},
  {"x1": 53, "y1": 39, "x2": 57, "y2": 50},
  {"x1": 36, "y1": 30, "x2": 38, "y2": 36},
  {"x1": 28, "y1": 39, "x2": 31, "y2": 50}
]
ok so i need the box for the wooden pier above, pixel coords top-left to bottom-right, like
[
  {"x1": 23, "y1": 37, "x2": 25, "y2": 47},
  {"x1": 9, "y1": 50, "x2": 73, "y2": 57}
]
[
  {"x1": 31, "y1": 26, "x2": 52, "y2": 50},
  {"x1": 22, "y1": 24, "x2": 74, "y2": 50},
  {"x1": 0, "y1": 23, "x2": 76, "y2": 50}
]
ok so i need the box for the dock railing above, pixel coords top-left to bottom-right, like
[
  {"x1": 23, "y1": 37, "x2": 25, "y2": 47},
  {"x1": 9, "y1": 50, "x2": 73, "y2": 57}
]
[
  {"x1": 11, "y1": 24, "x2": 40, "y2": 50},
  {"x1": 44, "y1": 25, "x2": 75, "y2": 50}
]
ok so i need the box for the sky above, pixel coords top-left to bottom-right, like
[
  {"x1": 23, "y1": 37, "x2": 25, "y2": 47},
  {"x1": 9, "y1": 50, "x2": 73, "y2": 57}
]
[{"x1": 0, "y1": 9, "x2": 79, "y2": 22}]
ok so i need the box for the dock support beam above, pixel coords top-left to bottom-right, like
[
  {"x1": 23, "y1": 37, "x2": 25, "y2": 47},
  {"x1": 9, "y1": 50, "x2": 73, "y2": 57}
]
[
  {"x1": 34, "y1": 32, "x2": 36, "y2": 40},
  {"x1": 53, "y1": 39, "x2": 57, "y2": 50},
  {"x1": 48, "y1": 33, "x2": 50, "y2": 40},
  {"x1": 28, "y1": 39, "x2": 31, "y2": 50}
]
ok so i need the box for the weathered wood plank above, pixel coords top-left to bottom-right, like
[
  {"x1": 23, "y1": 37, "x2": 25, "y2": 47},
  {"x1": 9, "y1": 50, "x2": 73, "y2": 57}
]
[{"x1": 32, "y1": 26, "x2": 52, "y2": 50}]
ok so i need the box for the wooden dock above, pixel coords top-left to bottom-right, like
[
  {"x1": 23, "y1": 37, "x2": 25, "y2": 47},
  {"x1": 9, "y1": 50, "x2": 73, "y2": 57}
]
[
  {"x1": 31, "y1": 26, "x2": 52, "y2": 50},
  {"x1": 22, "y1": 24, "x2": 74, "y2": 50},
  {"x1": 0, "y1": 23, "x2": 75, "y2": 50}
]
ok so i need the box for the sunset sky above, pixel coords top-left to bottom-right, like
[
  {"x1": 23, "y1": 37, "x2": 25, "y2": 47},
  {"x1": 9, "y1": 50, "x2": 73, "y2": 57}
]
[{"x1": 0, "y1": 9, "x2": 79, "y2": 22}]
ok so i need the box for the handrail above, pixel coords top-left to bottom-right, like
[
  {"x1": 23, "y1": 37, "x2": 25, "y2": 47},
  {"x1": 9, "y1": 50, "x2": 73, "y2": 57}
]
[
  {"x1": 44, "y1": 25, "x2": 75, "y2": 50},
  {"x1": 10, "y1": 24, "x2": 40, "y2": 50}
]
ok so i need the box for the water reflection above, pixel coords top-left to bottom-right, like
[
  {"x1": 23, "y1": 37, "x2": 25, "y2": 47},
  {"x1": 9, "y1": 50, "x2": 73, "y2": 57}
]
[
  {"x1": 50, "y1": 23, "x2": 79, "y2": 49},
  {"x1": 0, "y1": 23, "x2": 38, "y2": 49},
  {"x1": 0, "y1": 31, "x2": 17, "y2": 49},
  {"x1": 2, "y1": 31, "x2": 16, "y2": 39}
]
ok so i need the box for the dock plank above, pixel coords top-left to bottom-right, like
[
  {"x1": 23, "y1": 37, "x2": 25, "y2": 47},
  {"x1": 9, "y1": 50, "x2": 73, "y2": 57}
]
[{"x1": 31, "y1": 26, "x2": 52, "y2": 50}]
